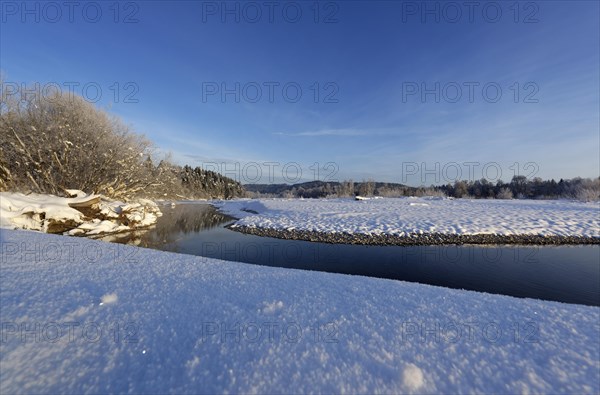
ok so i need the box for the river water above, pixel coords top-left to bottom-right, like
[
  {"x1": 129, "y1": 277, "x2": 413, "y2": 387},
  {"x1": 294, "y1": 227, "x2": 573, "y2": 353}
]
[{"x1": 99, "y1": 203, "x2": 600, "y2": 307}]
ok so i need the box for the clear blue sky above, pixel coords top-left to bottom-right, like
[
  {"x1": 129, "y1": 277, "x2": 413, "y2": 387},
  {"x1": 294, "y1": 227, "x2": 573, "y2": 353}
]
[{"x1": 1, "y1": 0, "x2": 599, "y2": 185}]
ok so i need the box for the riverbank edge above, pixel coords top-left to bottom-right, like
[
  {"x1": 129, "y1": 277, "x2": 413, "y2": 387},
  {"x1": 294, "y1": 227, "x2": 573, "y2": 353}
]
[{"x1": 226, "y1": 224, "x2": 600, "y2": 246}]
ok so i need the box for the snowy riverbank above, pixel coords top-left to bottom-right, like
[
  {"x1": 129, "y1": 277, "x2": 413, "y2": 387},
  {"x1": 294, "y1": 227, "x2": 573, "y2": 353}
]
[
  {"x1": 216, "y1": 197, "x2": 600, "y2": 245},
  {"x1": 1, "y1": 229, "x2": 598, "y2": 394},
  {"x1": 0, "y1": 191, "x2": 162, "y2": 236}
]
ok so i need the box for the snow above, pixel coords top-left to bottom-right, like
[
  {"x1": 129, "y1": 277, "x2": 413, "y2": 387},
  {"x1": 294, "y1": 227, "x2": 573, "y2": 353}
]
[
  {"x1": 0, "y1": 192, "x2": 162, "y2": 236},
  {"x1": 216, "y1": 197, "x2": 600, "y2": 237},
  {"x1": 402, "y1": 363, "x2": 425, "y2": 392},
  {"x1": 64, "y1": 189, "x2": 87, "y2": 198},
  {"x1": 1, "y1": 228, "x2": 599, "y2": 394},
  {"x1": 0, "y1": 192, "x2": 87, "y2": 230}
]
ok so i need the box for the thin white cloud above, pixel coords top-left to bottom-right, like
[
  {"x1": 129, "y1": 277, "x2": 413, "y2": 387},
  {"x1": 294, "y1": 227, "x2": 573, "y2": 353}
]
[{"x1": 273, "y1": 128, "x2": 395, "y2": 137}]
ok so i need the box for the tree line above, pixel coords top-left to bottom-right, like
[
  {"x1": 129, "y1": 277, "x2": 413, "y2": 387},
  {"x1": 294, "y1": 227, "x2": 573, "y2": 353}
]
[
  {"x1": 245, "y1": 176, "x2": 599, "y2": 201},
  {"x1": 0, "y1": 85, "x2": 244, "y2": 200},
  {"x1": 438, "y1": 176, "x2": 599, "y2": 200}
]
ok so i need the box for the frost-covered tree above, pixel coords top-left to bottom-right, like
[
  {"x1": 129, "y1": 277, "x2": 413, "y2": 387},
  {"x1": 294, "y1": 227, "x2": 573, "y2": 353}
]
[
  {"x1": 496, "y1": 187, "x2": 513, "y2": 199},
  {"x1": 1, "y1": 88, "x2": 158, "y2": 198},
  {"x1": 358, "y1": 179, "x2": 375, "y2": 196},
  {"x1": 336, "y1": 179, "x2": 355, "y2": 197},
  {"x1": 452, "y1": 180, "x2": 468, "y2": 198}
]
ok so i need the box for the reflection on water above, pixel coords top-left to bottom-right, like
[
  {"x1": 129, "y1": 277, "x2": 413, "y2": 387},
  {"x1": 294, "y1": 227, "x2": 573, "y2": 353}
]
[
  {"x1": 99, "y1": 203, "x2": 600, "y2": 307},
  {"x1": 95, "y1": 203, "x2": 233, "y2": 250}
]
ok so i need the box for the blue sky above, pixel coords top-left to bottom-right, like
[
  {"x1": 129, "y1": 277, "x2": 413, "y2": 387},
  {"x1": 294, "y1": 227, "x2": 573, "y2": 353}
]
[{"x1": 1, "y1": 0, "x2": 599, "y2": 185}]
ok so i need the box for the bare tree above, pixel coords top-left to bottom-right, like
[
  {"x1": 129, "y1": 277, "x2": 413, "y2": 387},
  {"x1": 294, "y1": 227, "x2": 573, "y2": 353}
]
[
  {"x1": 453, "y1": 180, "x2": 468, "y2": 198},
  {"x1": 358, "y1": 179, "x2": 375, "y2": 196},
  {"x1": 337, "y1": 179, "x2": 355, "y2": 197}
]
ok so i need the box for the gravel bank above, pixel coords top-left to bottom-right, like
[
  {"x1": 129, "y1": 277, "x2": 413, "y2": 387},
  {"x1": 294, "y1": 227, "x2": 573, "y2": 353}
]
[{"x1": 227, "y1": 225, "x2": 600, "y2": 246}]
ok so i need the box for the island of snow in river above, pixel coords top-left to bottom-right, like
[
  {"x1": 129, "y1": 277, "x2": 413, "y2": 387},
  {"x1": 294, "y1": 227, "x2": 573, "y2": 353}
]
[
  {"x1": 217, "y1": 197, "x2": 600, "y2": 238},
  {"x1": 0, "y1": 229, "x2": 598, "y2": 394}
]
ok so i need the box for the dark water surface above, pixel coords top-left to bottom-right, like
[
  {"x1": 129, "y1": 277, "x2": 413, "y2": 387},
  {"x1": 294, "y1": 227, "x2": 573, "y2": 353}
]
[{"x1": 102, "y1": 203, "x2": 600, "y2": 307}]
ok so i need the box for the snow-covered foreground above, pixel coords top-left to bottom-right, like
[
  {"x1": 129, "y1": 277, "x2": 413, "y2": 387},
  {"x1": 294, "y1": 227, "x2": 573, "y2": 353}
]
[
  {"x1": 1, "y1": 229, "x2": 599, "y2": 394},
  {"x1": 218, "y1": 197, "x2": 600, "y2": 237},
  {"x1": 0, "y1": 191, "x2": 161, "y2": 236}
]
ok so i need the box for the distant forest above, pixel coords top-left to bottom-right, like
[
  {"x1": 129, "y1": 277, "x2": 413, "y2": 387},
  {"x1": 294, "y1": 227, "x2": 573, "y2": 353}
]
[{"x1": 245, "y1": 177, "x2": 600, "y2": 201}]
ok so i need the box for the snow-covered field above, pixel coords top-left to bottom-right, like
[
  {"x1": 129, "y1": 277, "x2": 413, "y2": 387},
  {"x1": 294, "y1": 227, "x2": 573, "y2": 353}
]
[
  {"x1": 1, "y1": 228, "x2": 599, "y2": 394},
  {"x1": 218, "y1": 197, "x2": 600, "y2": 238}
]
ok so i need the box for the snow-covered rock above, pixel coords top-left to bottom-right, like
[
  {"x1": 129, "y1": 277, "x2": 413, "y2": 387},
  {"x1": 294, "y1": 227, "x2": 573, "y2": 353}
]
[{"x1": 0, "y1": 192, "x2": 162, "y2": 236}]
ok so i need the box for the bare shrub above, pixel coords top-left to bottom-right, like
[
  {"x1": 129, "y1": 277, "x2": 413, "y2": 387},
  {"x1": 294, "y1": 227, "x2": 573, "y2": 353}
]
[
  {"x1": 496, "y1": 187, "x2": 513, "y2": 199},
  {"x1": 1, "y1": 87, "x2": 158, "y2": 198}
]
